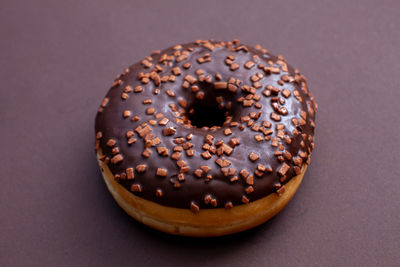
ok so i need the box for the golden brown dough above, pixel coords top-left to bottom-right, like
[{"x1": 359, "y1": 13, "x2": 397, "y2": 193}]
[{"x1": 98, "y1": 149, "x2": 306, "y2": 237}]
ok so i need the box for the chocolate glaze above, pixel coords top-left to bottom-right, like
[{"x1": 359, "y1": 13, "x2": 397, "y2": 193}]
[{"x1": 95, "y1": 40, "x2": 317, "y2": 210}]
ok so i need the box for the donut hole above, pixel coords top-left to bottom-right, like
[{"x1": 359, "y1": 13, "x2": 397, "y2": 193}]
[
  {"x1": 182, "y1": 82, "x2": 238, "y2": 128},
  {"x1": 188, "y1": 103, "x2": 227, "y2": 128}
]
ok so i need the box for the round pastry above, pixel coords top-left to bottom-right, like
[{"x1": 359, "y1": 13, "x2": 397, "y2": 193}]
[{"x1": 95, "y1": 39, "x2": 317, "y2": 237}]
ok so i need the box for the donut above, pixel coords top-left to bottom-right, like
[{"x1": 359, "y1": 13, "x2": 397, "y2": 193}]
[{"x1": 95, "y1": 39, "x2": 317, "y2": 237}]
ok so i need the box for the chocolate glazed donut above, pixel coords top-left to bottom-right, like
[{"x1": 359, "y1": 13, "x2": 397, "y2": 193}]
[{"x1": 95, "y1": 39, "x2": 317, "y2": 236}]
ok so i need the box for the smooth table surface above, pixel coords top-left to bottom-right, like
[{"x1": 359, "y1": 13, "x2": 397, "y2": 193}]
[{"x1": 1, "y1": 0, "x2": 399, "y2": 266}]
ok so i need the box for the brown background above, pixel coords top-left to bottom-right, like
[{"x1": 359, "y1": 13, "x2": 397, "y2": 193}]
[{"x1": 1, "y1": 0, "x2": 399, "y2": 266}]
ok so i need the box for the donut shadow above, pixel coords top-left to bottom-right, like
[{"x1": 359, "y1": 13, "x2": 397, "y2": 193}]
[
  {"x1": 136, "y1": 215, "x2": 276, "y2": 243},
  {"x1": 91, "y1": 155, "x2": 281, "y2": 256}
]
